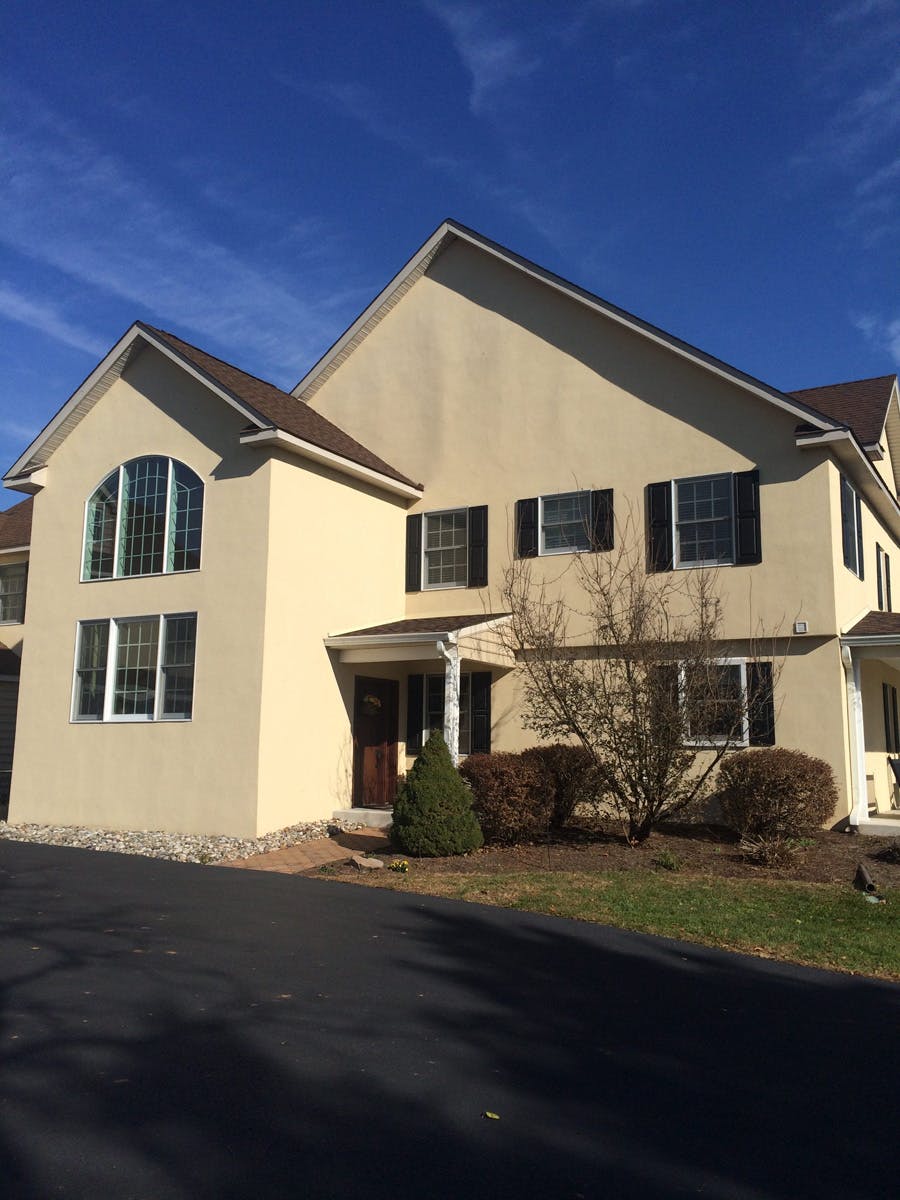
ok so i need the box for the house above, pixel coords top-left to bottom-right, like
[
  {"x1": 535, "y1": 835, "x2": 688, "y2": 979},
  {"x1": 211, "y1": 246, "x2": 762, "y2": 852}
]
[{"x1": 2, "y1": 219, "x2": 899, "y2": 837}]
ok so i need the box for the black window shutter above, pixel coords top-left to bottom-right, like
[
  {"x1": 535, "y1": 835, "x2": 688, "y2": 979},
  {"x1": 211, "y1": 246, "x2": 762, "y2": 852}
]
[
  {"x1": 888, "y1": 686, "x2": 897, "y2": 748},
  {"x1": 406, "y1": 675, "x2": 424, "y2": 754},
  {"x1": 590, "y1": 489, "x2": 614, "y2": 553},
  {"x1": 855, "y1": 493, "x2": 864, "y2": 579},
  {"x1": 468, "y1": 505, "x2": 488, "y2": 587},
  {"x1": 647, "y1": 482, "x2": 673, "y2": 572},
  {"x1": 733, "y1": 469, "x2": 762, "y2": 565},
  {"x1": 471, "y1": 671, "x2": 492, "y2": 754},
  {"x1": 877, "y1": 546, "x2": 884, "y2": 610},
  {"x1": 405, "y1": 514, "x2": 422, "y2": 592},
  {"x1": 515, "y1": 498, "x2": 538, "y2": 559},
  {"x1": 747, "y1": 662, "x2": 775, "y2": 746},
  {"x1": 840, "y1": 477, "x2": 855, "y2": 570},
  {"x1": 887, "y1": 554, "x2": 893, "y2": 612}
]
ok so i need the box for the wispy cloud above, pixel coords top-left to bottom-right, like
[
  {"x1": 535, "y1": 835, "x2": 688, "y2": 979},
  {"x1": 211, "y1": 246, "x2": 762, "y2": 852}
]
[
  {"x1": 0, "y1": 88, "x2": 347, "y2": 382},
  {"x1": 422, "y1": 1, "x2": 541, "y2": 114},
  {"x1": 0, "y1": 283, "x2": 106, "y2": 356},
  {"x1": 853, "y1": 312, "x2": 900, "y2": 367}
]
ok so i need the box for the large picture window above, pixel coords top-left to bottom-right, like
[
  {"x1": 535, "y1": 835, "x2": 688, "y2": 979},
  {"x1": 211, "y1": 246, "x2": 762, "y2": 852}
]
[
  {"x1": 83, "y1": 457, "x2": 203, "y2": 581},
  {"x1": 73, "y1": 613, "x2": 197, "y2": 722}
]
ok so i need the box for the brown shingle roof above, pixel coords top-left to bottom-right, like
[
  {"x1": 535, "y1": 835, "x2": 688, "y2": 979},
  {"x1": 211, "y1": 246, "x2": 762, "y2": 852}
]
[
  {"x1": 790, "y1": 376, "x2": 897, "y2": 447},
  {"x1": 0, "y1": 497, "x2": 33, "y2": 550},
  {"x1": 140, "y1": 325, "x2": 420, "y2": 490},
  {"x1": 334, "y1": 614, "x2": 511, "y2": 638},
  {"x1": 845, "y1": 611, "x2": 900, "y2": 637}
]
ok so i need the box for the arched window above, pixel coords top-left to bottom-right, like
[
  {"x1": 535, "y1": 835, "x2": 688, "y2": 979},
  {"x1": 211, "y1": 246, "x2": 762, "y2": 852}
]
[{"x1": 83, "y1": 456, "x2": 204, "y2": 580}]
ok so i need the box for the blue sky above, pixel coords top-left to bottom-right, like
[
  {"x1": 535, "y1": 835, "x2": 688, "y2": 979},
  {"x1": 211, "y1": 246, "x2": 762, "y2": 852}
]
[{"x1": 1, "y1": 0, "x2": 898, "y2": 507}]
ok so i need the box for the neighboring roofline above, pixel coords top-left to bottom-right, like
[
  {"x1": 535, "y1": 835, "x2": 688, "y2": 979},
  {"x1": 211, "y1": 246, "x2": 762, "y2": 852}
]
[
  {"x1": 291, "y1": 219, "x2": 845, "y2": 435},
  {"x1": 239, "y1": 428, "x2": 423, "y2": 500},
  {"x1": 3, "y1": 323, "x2": 271, "y2": 486}
]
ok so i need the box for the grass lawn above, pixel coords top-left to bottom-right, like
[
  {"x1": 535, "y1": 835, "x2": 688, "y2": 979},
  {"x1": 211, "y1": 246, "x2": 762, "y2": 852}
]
[{"x1": 345, "y1": 868, "x2": 900, "y2": 980}]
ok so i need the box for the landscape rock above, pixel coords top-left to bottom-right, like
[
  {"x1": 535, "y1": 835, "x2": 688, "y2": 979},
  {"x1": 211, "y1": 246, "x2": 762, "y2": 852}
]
[{"x1": 350, "y1": 854, "x2": 384, "y2": 870}]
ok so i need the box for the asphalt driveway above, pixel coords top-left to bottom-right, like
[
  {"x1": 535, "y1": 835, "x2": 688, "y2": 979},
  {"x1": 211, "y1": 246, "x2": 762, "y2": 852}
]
[{"x1": 1, "y1": 841, "x2": 897, "y2": 1199}]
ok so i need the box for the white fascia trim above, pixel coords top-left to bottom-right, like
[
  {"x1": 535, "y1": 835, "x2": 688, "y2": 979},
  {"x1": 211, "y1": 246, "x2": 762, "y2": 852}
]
[
  {"x1": 798, "y1": 428, "x2": 900, "y2": 529},
  {"x1": 324, "y1": 631, "x2": 451, "y2": 649},
  {"x1": 840, "y1": 634, "x2": 900, "y2": 648},
  {"x1": 291, "y1": 220, "x2": 841, "y2": 435},
  {"x1": 291, "y1": 224, "x2": 454, "y2": 398},
  {"x1": 3, "y1": 325, "x2": 269, "y2": 485},
  {"x1": 239, "y1": 428, "x2": 423, "y2": 500}
]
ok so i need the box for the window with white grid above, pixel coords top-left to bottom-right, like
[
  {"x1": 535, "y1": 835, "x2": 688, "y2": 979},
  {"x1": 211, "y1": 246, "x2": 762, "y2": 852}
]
[
  {"x1": 674, "y1": 474, "x2": 735, "y2": 567},
  {"x1": 0, "y1": 563, "x2": 27, "y2": 623},
  {"x1": 83, "y1": 458, "x2": 204, "y2": 580},
  {"x1": 540, "y1": 491, "x2": 592, "y2": 554},
  {"x1": 424, "y1": 510, "x2": 468, "y2": 588},
  {"x1": 73, "y1": 614, "x2": 197, "y2": 722}
]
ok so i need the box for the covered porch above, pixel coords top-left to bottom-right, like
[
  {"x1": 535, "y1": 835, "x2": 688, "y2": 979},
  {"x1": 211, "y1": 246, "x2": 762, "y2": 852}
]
[
  {"x1": 842, "y1": 612, "x2": 900, "y2": 834},
  {"x1": 325, "y1": 614, "x2": 514, "y2": 826}
]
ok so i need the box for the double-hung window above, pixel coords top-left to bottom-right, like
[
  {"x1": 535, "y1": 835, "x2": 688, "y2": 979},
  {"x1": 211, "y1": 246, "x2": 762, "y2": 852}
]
[
  {"x1": 406, "y1": 507, "x2": 488, "y2": 592},
  {"x1": 424, "y1": 509, "x2": 468, "y2": 588},
  {"x1": 73, "y1": 613, "x2": 197, "y2": 722},
  {"x1": 540, "y1": 491, "x2": 592, "y2": 554},
  {"x1": 647, "y1": 471, "x2": 761, "y2": 571},
  {"x1": 83, "y1": 456, "x2": 203, "y2": 580},
  {"x1": 840, "y1": 475, "x2": 864, "y2": 578},
  {"x1": 0, "y1": 563, "x2": 27, "y2": 623},
  {"x1": 682, "y1": 659, "x2": 747, "y2": 745},
  {"x1": 675, "y1": 474, "x2": 734, "y2": 567}
]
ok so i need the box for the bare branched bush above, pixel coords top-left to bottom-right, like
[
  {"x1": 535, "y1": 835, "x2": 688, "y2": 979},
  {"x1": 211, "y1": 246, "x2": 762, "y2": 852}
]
[{"x1": 496, "y1": 507, "x2": 780, "y2": 843}]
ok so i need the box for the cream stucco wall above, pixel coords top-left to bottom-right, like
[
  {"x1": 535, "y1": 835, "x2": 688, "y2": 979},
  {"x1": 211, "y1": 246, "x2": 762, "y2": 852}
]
[
  {"x1": 306, "y1": 239, "x2": 894, "y2": 824},
  {"x1": 254, "y1": 453, "x2": 408, "y2": 834},
  {"x1": 8, "y1": 346, "x2": 272, "y2": 836}
]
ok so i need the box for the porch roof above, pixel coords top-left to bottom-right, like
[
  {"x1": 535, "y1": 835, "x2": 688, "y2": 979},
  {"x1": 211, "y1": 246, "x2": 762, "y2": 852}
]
[
  {"x1": 324, "y1": 613, "x2": 514, "y2": 668},
  {"x1": 844, "y1": 611, "x2": 900, "y2": 640},
  {"x1": 329, "y1": 613, "x2": 511, "y2": 639}
]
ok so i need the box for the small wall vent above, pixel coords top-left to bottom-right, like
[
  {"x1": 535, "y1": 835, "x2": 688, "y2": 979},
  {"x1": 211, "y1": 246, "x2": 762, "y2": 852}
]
[{"x1": 794, "y1": 620, "x2": 809, "y2": 635}]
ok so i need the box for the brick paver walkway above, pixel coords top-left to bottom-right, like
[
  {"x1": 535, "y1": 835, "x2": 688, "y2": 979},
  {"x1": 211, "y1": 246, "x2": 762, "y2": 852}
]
[{"x1": 218, "y1": 829, "x2": 391, "y2": 874}]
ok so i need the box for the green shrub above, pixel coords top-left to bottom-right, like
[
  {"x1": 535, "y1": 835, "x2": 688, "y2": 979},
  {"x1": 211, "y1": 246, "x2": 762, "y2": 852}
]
[
  {"x1": 391, "y1": 731, "x2": 483, "y2": 857},
  {"x1": 520, "y1": 743, "x2": 601, "y2": 828},
  {"x1": 459, "y1": 752, "x2": 553, "y2": 844},
  {"x1": 738, "y1": 834, "x2": 801, "y2": 868},
  {"x1": 652, "y1": 849, "x2": 682, "y2": 872},
  {"x1": 718, "y1": 748, "x2": 838, "y2": 839}
]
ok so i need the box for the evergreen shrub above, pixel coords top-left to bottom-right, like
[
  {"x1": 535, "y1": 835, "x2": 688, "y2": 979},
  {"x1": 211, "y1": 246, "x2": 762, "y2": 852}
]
[
  {"x1": 718, "y1": 748, "x2": 837, "y2": 839},
  {"x1": 391, "y1": 731, "x2": 483, "y2": 857}
]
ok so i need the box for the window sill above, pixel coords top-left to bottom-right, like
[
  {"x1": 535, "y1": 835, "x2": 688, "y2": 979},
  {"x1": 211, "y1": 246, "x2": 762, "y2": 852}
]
[{"x1": 80, "y1": 568, "x2": 202, "y2": 584}]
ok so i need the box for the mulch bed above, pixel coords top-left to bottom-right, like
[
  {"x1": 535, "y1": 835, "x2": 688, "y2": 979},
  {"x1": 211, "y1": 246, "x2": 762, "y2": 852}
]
[{"x1": 340, "y1": 822, "x2": 900, "y2": 888}]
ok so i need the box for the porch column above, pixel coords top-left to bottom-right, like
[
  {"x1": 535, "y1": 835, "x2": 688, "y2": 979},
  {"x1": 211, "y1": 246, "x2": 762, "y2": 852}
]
[
  {"x1": 437, "y1": 639, "x2": 461, "y2": 766},
  {"x1": 841, "y1": 645, "x2": 867, "y2": 826}
]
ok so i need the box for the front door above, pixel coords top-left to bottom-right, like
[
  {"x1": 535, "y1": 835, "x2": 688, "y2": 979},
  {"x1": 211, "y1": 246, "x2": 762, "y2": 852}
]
[{"x1": 352, "y1": 677, "x2": 399, "y2": 808}]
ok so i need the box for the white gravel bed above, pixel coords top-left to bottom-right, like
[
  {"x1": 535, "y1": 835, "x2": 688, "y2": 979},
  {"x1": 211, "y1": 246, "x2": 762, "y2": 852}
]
[{"x1": 0, "y1": 817, "x2": 365, "y2": 865}]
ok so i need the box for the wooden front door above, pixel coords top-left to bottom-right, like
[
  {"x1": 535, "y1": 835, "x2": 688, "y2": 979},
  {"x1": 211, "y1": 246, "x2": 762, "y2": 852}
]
[{"x1": 352, "y1": 677, "x2": 399, "y2": 808}]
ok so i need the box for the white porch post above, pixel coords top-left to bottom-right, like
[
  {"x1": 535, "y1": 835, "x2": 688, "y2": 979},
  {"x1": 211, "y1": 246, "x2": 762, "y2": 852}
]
[
  {"x1": 437, "y1": 638, "x2": 461, "y2": 766},
  {"x1": 841, "y1": 645, "x2": 867, "y2": 827}
]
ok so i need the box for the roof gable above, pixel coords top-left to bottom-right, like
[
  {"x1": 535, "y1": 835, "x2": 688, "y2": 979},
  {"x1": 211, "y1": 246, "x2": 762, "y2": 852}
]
[
  {"x1": 291, "y1": 219, "x2": 848, "y2": 435},
  {"x1": 4, "y1": 325, "x2": 419, "y2": 496}
]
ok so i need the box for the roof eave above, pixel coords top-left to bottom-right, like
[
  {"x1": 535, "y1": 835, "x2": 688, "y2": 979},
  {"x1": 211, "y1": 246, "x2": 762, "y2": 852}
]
[
  {"x1": 239, "y1": 428, "x2": 423, "y2": 500},
  {"x1": 796, "y1": 427, "x2": 900, "y2": 532}
]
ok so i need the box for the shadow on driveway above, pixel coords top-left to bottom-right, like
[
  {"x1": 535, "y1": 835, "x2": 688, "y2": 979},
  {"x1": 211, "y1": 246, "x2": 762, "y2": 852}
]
[{"x1": 1, "y1": 840, "x2": 896, "y2": 1198}]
